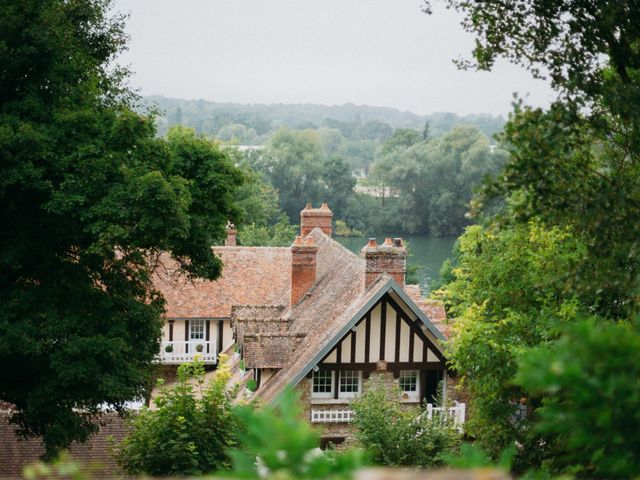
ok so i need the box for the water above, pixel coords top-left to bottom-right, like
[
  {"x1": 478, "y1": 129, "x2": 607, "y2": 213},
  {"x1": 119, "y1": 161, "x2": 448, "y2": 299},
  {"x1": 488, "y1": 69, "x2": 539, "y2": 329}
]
[{"x1": 335, "y1": 235, "x2": 457, "y2": 294}]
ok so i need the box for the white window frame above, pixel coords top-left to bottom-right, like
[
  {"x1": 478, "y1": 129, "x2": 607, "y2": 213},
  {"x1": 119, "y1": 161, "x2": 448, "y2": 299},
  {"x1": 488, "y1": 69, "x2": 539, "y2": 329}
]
[
  {"x1": 311, "y1": 370, "x2": 334, "y2": 399},
  {"x1": 338, "y1": 370, "x2": 362, "y2": 399},
  {"x1": 399, "y1": 370, "x2": 420, "y2": 401},
  {"x1": 189, "y1": 319, "x2": 205, "y2": 341}
]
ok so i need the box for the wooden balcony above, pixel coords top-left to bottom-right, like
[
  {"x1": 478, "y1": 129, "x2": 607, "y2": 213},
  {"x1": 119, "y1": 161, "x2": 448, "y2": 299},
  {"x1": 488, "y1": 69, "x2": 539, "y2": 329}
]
[{"x1": 159, "y1": 341, "x2": 217, "y2": 364}]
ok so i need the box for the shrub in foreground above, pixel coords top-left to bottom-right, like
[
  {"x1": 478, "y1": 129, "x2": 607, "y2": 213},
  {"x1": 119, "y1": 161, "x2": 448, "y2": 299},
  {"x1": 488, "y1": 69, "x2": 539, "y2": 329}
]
[
  {"x1": 351, "y1": 377, "x2": 461, "y2": 468},
  {"x1": 116, "y1": 356, "x2": 239, "y2": 476}
]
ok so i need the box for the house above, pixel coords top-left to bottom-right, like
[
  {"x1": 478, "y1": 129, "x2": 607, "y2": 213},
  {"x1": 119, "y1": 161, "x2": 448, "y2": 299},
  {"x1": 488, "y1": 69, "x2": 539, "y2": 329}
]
[{"x1": 154, "y1": 203, "x2": 464, "y2": 445}]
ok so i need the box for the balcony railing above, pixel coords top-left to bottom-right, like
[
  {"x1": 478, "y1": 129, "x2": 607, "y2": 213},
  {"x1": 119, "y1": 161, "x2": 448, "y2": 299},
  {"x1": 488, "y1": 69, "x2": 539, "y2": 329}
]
[
  {"x1": 310, "y1": 402, "x2": 466, "y2": 429},
  {"x1": 425, "y1": 401, "x2": 466, "y2": 431},
  {"x1": 159, "y1": 341, "x2": 217, "y2": 364}
]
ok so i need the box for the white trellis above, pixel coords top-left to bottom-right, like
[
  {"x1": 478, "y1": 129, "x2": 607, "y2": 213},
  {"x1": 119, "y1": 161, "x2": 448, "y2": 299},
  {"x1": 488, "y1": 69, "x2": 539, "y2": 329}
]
[{"x1": 310, "y1": 409, "x2": 355, "y2": 423}]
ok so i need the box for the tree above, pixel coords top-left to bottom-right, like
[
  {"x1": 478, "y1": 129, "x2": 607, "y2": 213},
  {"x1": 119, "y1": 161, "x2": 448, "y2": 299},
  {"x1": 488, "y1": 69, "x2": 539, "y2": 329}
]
[
  {"x1": 321, "y1": 156, "x2": 356, "y2": 219},
  {"x1": 432, "y1": 2, "x2": 640, "y2": 474},
  {"x1": 377, "y1": 128, "x2": 423, "y2": 157},
  {"x1": 0, "y1": 0, "x2": 243, "y2": 457},
  {"x1": 435, "y1": 222, "x2": 587, "y2": 462},
  {"x1": 260, "y1": 128, "x2": 325, "y2": 221},
  {"x1": 116, "y1": 357, "x2": 240, "y2": 476}
]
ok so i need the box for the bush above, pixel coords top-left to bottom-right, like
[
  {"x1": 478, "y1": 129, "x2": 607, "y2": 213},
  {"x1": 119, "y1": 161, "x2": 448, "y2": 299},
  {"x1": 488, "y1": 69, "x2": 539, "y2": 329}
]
[
  {"x1": 246, "y1": 379, "x2": 258, "y2": 392},
  {"x1": 115, "y1": 356, "x2": 239, "y2": 476},
  {"x1": 351, "y1": 377, "x2": 461, "y2": 467},
  {"x1": 230, "y1": 387, "x2": 365, "y2": 479},
  {"x1": 515, "y1": 319, "x2": 640, "y2": 478}
]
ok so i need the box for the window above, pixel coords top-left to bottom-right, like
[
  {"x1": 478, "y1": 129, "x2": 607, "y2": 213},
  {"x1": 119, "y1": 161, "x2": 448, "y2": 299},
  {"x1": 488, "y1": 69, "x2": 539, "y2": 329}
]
[
  {"x1": 312, "y1": 370, "x2": 334, "y2": 398},
  {"x1": 338, "y1": 371, "x2": 361, "y2": 398},
  {"x1": 189, "y1": 319, "x2": 205, "y2": 340},
  {"x1": 399, "y1": 370, "x2": 419, "y2": 400}
]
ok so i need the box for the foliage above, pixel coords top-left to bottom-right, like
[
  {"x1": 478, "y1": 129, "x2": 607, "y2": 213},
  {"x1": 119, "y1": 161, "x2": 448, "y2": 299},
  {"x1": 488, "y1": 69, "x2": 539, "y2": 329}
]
[
  {"x1": 377, "y1": 127, "x2": 423, "y2": 157},
  {"x1": 237, "y1": 217, "x2": 298, "y2": 247},
  {"x1": 432, "y1": 1, "x2": 640, "y2": 476},
  {"x1": 333, "y1": 220, "x2": 363, "y2": 237},
  {"x1": 434, "y1": 222, "x2": 586, "y2": 460},
  {"x1": 0, "y1": 0, "x2": 243, "y2": 458},
  {"x1": 369, "y1": 125, "x2": 507, "y2": 235},
  {"x1": 116, "y1": 356, "x2": 240, "y2": 476},
  {"x1": 229, "y1": 388, "x2": 365, "y2": 479},
  {"x1": 515, "y1": 319, "x2": 640, "y2": 478},
  {"x1": 245, "y1": 379, "x2": 258, "y2": 393},
  {"x1": 444, "y1": 443, "x2": 514, "y2": 471},
  {"x1": 350, "y1": 377, "x2": 461, "y2": 468},
  {"x1": 149, "y1": 96, "x2": 506, "y2": 144},
  {"x1": 321, "y1": 156, "x2": 356, "y2": 219},
  {"x1": 23, "y1": 452, "x2": 96, "y2": 480}
]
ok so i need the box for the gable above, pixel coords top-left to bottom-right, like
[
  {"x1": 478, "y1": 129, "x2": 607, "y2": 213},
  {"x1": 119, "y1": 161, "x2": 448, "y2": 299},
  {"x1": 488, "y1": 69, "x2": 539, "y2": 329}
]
[{"x1": 320, "y1": 293, "x2": 444, "y2": 367}]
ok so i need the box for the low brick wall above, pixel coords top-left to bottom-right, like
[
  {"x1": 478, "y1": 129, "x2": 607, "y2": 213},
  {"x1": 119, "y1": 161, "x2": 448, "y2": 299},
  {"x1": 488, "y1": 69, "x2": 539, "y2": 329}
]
[{"x1": 0, "y1": 411, "x2": 131, "y2": 479}]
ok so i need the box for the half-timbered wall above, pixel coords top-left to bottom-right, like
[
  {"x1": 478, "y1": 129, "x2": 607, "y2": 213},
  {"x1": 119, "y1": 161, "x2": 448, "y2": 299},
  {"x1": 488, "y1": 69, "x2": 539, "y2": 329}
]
[{"x1": 320, "y1": 292, "x2": 444, "y2": 370}]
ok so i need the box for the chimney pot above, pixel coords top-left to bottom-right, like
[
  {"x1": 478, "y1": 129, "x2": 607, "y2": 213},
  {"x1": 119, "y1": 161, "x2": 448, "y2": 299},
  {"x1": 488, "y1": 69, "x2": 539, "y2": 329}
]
[
  {"x1": 300, "y1": 202, "x2": 333, "y2": 237},
  {"x1": 225, "y1": 222, "x2": 237, "y2": 246},
  {"x1": 361, "y1": 236, "x2": 407, "y2": 289}
]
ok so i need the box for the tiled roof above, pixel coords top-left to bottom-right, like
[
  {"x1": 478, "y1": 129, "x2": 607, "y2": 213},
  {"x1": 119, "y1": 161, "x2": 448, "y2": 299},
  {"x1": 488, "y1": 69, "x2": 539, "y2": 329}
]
[
  {"x1": 404, "y1": 285, "x2": 450, "y2": 339},
  {"x1": 153, "y1": 247, "x2": 290, "y2": 318}
]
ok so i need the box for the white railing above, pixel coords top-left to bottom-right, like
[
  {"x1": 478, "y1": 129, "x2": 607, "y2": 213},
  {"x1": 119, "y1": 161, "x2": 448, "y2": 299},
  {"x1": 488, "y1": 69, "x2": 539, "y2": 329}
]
[
  {"x1": 311, "y1": 409, "x2": 355, "y2": 423},
  {"x1": 426, "y1": 401, "x2": 466, "y2": 430},
  {"x1": 159, "y1": 341, "x2": 217, "y2": 364}
]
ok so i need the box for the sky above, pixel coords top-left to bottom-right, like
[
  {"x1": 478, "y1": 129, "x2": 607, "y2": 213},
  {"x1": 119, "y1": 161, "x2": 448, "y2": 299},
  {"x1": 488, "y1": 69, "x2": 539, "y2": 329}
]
[{"x1": 113, "y1": 0, "x2": 556, "y2": 116}]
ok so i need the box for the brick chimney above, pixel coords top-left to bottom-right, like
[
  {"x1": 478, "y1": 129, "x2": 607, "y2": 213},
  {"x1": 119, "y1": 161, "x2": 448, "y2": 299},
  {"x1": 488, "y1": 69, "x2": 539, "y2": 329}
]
[
  {"x1": 300, "y1": 203, "x2": 333, "y2": 237},
  {"x1": 361, "y1": 237, "x2": 407, "y2": 289},
  {"x1": 291, "y1": 235, "x2": 318, "y2": 306},
  {"x1": 225, "y1": 222, "x2": 237, "y2": 246}
]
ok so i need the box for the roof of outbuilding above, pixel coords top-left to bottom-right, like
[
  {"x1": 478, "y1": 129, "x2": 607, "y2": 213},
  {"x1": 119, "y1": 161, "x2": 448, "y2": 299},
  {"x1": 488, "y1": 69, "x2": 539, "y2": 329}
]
[{"x1": 153, "y1": 247, "x2": 290, "y2": 318}]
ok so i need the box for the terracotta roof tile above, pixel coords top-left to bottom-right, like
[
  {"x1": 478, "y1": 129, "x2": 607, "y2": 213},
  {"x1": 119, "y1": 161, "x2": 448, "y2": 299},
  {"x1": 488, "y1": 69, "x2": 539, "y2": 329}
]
[
  {"x1": 154, "y1": 247, "x2": 290, "y2": 318},
  {"x1": 404, "y1": 285, "x2": 450, "y2": 339}
]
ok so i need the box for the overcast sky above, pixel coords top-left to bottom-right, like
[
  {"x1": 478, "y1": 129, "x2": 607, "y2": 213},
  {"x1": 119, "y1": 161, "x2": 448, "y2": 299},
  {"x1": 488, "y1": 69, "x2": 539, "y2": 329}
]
[{"x1": 113, "y1": 0, "x2": 555, "y2": 116}]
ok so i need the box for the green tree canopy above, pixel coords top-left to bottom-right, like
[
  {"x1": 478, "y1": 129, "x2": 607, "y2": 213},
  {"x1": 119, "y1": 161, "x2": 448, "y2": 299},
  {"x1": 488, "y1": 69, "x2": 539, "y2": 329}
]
[{"x1": 0, "y1": 0, "x2": 243, "y2": 457}]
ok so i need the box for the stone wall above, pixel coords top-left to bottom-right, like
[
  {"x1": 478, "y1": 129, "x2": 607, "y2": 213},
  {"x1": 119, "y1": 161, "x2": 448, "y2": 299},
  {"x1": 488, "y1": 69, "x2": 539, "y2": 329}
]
[{"x1": 0, "y1": 411, "x2": 130, "y2": 479}]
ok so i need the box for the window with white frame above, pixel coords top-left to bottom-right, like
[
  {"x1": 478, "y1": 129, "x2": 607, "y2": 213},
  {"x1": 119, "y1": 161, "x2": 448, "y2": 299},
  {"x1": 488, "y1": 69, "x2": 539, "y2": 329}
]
[
  {"x1": 399, "y1": 370, "x2": 419, "y2": 400},
  {"x1": 338, "y1": 371, "x2": 361, "y2": 398},
  {"x1": 312, "y1": 370, "x2": 334, "y2": 398},
  {"x1": 189, "y1": 319, "x2": 205, "y2": 340}
]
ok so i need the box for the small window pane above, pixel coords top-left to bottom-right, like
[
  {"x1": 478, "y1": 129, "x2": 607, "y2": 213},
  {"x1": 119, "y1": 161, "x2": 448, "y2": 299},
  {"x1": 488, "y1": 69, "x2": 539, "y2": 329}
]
[
  {"x1": 399, "y1": 370, "x2": 418, "y2": 393},
  {"x1": 190, "y1": 319, "x2": 205, "y2": 340},
  {"x1": 339, "y1": 371, "x2": 360, "y2": 395},
  {"x1": 313, "y1": 370, "x2": 333, "y2": 394}
]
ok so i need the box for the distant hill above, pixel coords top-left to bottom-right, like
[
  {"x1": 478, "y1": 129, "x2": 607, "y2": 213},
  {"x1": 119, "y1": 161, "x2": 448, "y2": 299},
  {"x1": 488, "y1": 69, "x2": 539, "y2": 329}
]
[{"x1": 142, "y1": 95, "x2": 506, "y2": 143}]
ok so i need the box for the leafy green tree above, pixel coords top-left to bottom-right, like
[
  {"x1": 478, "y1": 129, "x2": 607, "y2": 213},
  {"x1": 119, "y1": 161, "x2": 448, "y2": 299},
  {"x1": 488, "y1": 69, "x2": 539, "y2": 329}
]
[
  {"x1": 369, "y1": 125, "x2": 506, "y2": 235},
  {"x1": 116, "y1": 357, "x2": 240, "y2": 476},
  {"x1": 516, "y1": 319, "x2": 640, "y2": 478},
  {"x1": 321, "y1": 156, "x2": 356, "y2": 219},
  {"x1": 0, "y1": 0, "x2": 242, "y2": 457},
  {"x1": 260, "y1": 128, "x2": 325, "y2": 221},
  {"x1": 351, "y1": 376, "x2": 461, "y2": 468},
  {"x1": 377, "y1": 128, "x2": 423, "y2": 156},
  {"x1": 237, "y1": 218, "x2": 298, "y2": 247},
  {"x1": 434, "y1": 222, "x2": 587, "y2": 460}
]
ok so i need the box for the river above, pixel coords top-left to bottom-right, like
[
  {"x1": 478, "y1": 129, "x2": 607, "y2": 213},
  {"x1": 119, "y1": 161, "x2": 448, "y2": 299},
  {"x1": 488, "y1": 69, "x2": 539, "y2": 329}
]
[{"x1": 335, "y1": 235, "x2": 457, "y2": 294}]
